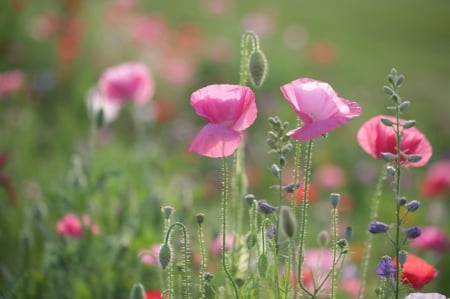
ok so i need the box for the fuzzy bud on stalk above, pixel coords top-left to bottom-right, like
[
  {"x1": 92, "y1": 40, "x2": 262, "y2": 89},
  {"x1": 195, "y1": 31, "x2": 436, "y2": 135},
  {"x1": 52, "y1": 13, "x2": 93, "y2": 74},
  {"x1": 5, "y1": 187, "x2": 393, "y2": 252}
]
[{"x1": 248, "y1": 50, "x2": 268, "y2": 88}]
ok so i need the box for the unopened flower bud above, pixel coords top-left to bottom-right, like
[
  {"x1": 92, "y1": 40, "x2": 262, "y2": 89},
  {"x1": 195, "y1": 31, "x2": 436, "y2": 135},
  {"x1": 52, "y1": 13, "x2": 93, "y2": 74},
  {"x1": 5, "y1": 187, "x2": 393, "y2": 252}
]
[
  {"x1": 383, "y1": 85, "x2": 395, "y2": 96},
  {"x1": 159, "y1": 243, "x2": 171, "y2": 270},
  {"x1": 404, "y1": 226, "x2": 422, "y2": 239},
  {"x1": 368, "y1": 221, "x2": 390, "y2": 234},
  {"x1": 337, "y1": 238, "x2": 348, "y2": 249},
  {"x1": 406, "y1": 154, "x2": 422, "y2": 163},
  {"x1": 330, "y1": 193, "x2": 341, "y2": 208},
  {"x1": 129, "y1": 283, "x2": 146, "y2": 299},
  {"x1": 245, "y1": 194, "x2": 256, "y2": 205},
  {"x1": 280, "y1": 206, "x2": 296, "y2": 239},
  {"x1": 380, "y1": 117, "x2": 395, "y2": 126},
  {"x1": 386, "y1": 165, "x2": 396, "y2": 176},
  {"x1": 161, "y1": 206, "x2": 175, "y2": 219},
  {"x1": 317, "y1": 230, "x2": 330, "y2": 247},
  {"x1": 402, "y1": 120, "x2": 416, "y2": 129},
  {"x1": 397, "y1": 196, "x2": 407, "y2": 206},
  {"x1": 257, "y1": 253, "x2": 269, "y2": 278},
  {"x1": 405, "y1": 200, "x2": 420, "y2": 212},
  {"x1": 246, "y1": 233, "x2": 257, "y2": 249},
  {"x1": 279, "y1": 155, "x2": 286, "y2": 167},
  {"x1": 248, "y1": 50, "x2": 268, "y2": 88},
  {"x1": 345, "y1": 226, "x2": 353, "y2": 242},
  {"x1": 380, "y1": 152, "x2": 396, "y2": 162},
  {"x1": 196, "y1": 213, "x2": 205, "y2": 225},
  {"x1": 257, "y1": 201, "x2": 277, "y2": 214},
  {"x1": 398, "y1": 250, "x2": 408, "y2": 267},
  {"x1": 399, "y1": 101, "x2": 410, "y2": 111},
  {"x1": 271, "y1": 164, "x2": 280, "y2": 177}
]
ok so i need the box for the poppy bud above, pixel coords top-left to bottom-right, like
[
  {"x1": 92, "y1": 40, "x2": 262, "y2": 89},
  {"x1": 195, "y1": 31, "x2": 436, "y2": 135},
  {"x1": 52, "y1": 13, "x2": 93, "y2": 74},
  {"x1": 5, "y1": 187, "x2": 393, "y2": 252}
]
[
  {"x1": 129, "y1": 283, "x2": 146, "y2": 299},
  {"x1": 280, "y1": 206, "x2": 296, "y2": 239},
  {"x1": 258, "y1": 254, "x2": 269, "y2": 278},
  {"x1": 159, "y1": 243, "x2": 171, "y2": 270},
  {"x1": 248, "y1": 50, "x2": 268, "y2": 88}
]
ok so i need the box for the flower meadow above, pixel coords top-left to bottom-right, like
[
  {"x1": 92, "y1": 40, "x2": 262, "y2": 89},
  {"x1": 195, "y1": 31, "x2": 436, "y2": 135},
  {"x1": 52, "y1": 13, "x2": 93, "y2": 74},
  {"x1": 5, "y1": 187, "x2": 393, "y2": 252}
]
[{"x1": 1, "y1": 1, "x2": 450, "y2": 299}]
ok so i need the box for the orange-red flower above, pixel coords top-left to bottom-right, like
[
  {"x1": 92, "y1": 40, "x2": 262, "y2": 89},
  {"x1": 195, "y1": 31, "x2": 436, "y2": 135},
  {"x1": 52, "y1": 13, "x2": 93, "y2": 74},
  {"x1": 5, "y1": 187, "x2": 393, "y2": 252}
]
[
  {"x1": 145, "y1": 290, "x2": 162, "y2": 299},
  {"x1": 393, "y1": 254, "x2": 438, "y2": 290}
]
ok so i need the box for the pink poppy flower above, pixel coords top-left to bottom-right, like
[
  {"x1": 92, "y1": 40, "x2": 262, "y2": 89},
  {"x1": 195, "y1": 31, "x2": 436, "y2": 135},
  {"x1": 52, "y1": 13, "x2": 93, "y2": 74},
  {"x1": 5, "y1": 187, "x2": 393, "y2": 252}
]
[
  {"x1": 301, "y1": 249, "x2": 334, "y2": 294},
  {"x1": 0, "y1": 70, "x2": 24, "y2": 98},
  {"x1": 420, "y1": 159, "x2": 450, "y2": 198},
  {"x1": 56, "y1": 213, "x2": 83, "y2": 238},
  {"x1": 280, "y1": 78, "x2": 361, "y2": 141},
  {"x1": 99, "y1": 62, "x2": 154, "y2": 106},
  {"x1": 139, "y1": 244, "x2": 161, "y2": 266},
  {"x1": 405, "y1": 293, "x2": 447, "y2": 299},
  {"x1": 357, "y1": 115, "x2": 432, "y2": 167},
  {"x1": 86, "y1": 88, "x2": 121, "y2": 124},
  {"x1": 189, "y1": 84, "x2": 257, "y2": 158},
  {"x1": 210, "y1": 234, "x2": 234, "y2": 256},
  {"x1": 410, "y1": 226, "x2": 449, "y2": 253}
]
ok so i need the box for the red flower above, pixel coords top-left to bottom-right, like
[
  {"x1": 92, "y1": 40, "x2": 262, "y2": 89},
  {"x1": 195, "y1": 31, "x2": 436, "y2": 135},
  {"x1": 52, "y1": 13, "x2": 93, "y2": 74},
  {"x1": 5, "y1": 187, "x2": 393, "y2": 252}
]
[
  {"x1": 357, "y1": 115, "x2": 432, "y2": 167},
  {"x1": 420, "y1": 159, "x2": 450, "y2": 198},
  {"x1": 393, "y1": 254, "x2": 438, "y2": 290},
  {"x1": 145, "y1": 290, "x2": 162, "y2": 299}
]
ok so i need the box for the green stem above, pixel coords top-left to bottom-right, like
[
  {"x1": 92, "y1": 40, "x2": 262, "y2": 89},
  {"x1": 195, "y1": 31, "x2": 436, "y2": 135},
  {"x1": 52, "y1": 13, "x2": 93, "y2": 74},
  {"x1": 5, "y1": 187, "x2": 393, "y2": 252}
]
[
  {"x1": 394, "y1": 97, "x2": 402, "y2": 299},
  {"x1": 357, "y1": 166, "x2": 387, "y2": 299},
  {"x1": 329, "y1": 206, "x2": 338, "y2": 299},
  {"x1": 197, "y1": 222, "x2": 207, "y2": 299},
  {"x1": 297, "y1": 140, "x2": 314, "y2": 297},
  {"x1": 221, "y1": 158, "x2": 240, "y2": 299},
  {"x1": 164, "y1": 222, "x2": 192, "y2": 299}
]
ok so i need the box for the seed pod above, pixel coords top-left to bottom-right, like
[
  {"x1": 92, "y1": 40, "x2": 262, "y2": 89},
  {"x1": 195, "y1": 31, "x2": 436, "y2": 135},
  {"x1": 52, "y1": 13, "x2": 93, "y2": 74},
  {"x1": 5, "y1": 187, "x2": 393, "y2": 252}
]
[
  {"x1": 258, "y1": 254, "x2": 269, "y2": 278},
  {"x1": 159, "y1": 243, "x2": 171, "y2": 270},
  {"x1": 280, "y1": 206, "x2": 296, "y2": 239},
  {"x1": 248, "y1": 50, "x2": 268, "y2": 88}
]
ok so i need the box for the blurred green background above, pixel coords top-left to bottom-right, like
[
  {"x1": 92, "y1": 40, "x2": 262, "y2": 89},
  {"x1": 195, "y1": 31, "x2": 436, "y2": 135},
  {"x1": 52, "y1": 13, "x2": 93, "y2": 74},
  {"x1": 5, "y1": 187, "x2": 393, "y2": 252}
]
[{"x1": 1, "y1": 0, "x2": 449, "y2": 298}]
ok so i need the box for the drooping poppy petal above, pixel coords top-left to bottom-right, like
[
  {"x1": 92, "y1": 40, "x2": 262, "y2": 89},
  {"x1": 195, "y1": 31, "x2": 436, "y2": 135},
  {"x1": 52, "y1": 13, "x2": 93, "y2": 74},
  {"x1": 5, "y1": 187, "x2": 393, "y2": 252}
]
[
  {"x1": 281, "y1": 78, "x2": 361, "y2": 141},
  {"x1": 189, "y1": 84, "x2": 256, "y2": 158}
]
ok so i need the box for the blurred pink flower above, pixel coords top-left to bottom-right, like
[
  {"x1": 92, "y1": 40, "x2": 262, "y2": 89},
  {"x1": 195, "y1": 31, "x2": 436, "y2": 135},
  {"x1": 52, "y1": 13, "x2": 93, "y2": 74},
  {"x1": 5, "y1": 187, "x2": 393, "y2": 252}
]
[
  {"x1": 309, "y1": 41, "x2": 338, "y2": 65},
  {"x1": 340, "y1": 277, "x2": 361, "y2": 296},
  {"x1": 99, "y1": 62, "x2": 154, "y2": 106},
  {"x1": 280, "y1": 78, "x2": 361, "y2": 141},
  {"x1": 410, "y1": 226, "x2": 449, "y2": 253},
  {"x1": 130, "y1": 14, "x2": 167, "y2": 44},
  {"x1": 139, "y1": 244, "x2": 161, "y2": 266},
  {"x1": 301, "y1": 249, "x2": 334, "y2": 294},
  {"x1": 201, "y1": 0, "x2": 232, "y2": 16},
  {"x1": 314, "y1": 164, "x2": 346, "y2": 189},
  {"x1": 158, "y1": 55, "x2": 196, "y2": 86},
  {"x1": 0, "y1": 70, "x2": 24, "y2": 98},
  {"x1": 189, "y1": 84, "x2": 257, "y2": 158},
  {"x1": 420, "y1": 159, "x2": 450, "y2": 198},
  {"x1": 282, "y1": 24, "x2": 309, "y2": 51},
  {"x1": 56, "y1": 213, "x2": 83, "y2": 238},
  {"x1": 105, "y1": 0, "x2": 136, "y2": 24},
  {"x1": 241, "y1": 11, "x2": 276, "y2": 38},
  {"x1": 210, "y1": 234, "x2": 234, "y2": 255},
  {"x1": 28, "y1": 13, "x2": 60, "y2": 41},
  {"x1": 357, "y1": 115, "x2": 432, "y2": 167},
  {"x1": 81, "y1": 214, "x2": 100, "y2": 235}
]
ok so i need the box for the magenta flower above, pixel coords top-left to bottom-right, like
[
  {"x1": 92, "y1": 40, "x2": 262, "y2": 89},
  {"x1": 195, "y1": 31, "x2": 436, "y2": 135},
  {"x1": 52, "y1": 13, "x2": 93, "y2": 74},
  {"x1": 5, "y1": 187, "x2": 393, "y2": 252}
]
[
  {"x1": 280, "y1": 78, "x2": 361, "y2": 141},
  {"x1": 189, "y1": 84, "x2": 257, "y2": 158},
  {"x1": 420, "y1": 159, "x2": 450, "y2": 198},
  {"x1": 410, "y1": 226, "x2": 449, "y2": 253},
  {"x1": 56, "y1": 213, "x2": 83, "y2": 238},
  {"x1": 139, "y1": 244, "x2": 162, "y2": 266},
  {"x1": 0, "y1": 70, "x2": 24, "y2": 98},
  {"x1": 210, "y1": 234, "x2": 234, "y2": 255},
  {"x1": 99, "y1": 62, "x2": 154, "y2": 106},
  {"x1": 357, "y1": 115, "x2": 432, "y2": 167}
]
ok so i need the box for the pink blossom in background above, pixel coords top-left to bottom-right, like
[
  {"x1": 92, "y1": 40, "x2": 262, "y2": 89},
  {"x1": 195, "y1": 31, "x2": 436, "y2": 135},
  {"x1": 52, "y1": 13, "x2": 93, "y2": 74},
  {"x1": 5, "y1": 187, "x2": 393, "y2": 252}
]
[
  {"x1": 28, "y1": 13, "x2": 61, "y2": 41},
  {"x1": 420, "y1": 159, "x2": 450, "y2": 198},
  {"x1": 340, "y1": 277, "x2": 361, "y2": 296},
  {"x1": 282, "y1": 24, "x2": 309, "y2": 51},
  {"x1": 81, "y1": 214, "x2": 100, "y2": 235},
  {"x1": 280, "y1": 78, "x2": 361, "y2": 141},
  {"x1": 158, "y1": 55, "x2": 196, "y2": 86},
  {"x1": 357, "y1": 115, "x2": 432, "y2": 167},
  {"x1": 0, "y1": 70, "x2": 24, "y2": 98},
  {"x1": 210, "y1": 234, "x2": 234, "y2": 255},
  {"x1": 99, "y1": 62, "x2": 154, "y2": 106},
  {"x1": 241, "y1": 10, "x2": 276, "y2": 38},
  {"x1": 105, "y1": 0, "x2": 136, "y2": 24},
  {"x1": 410, "y1": 226, "x2": 449, "y2": 253},
  {"x1": 130, "y1": 14, "x2": 167, "y2": 44},
  {"x1": 301, "y1": 249, "x2": 334, "y2": 294},
  {"x1": 201, "y1": 0, "x2": 232, "y2": 16},
  {"x1": 56, "y1": 213, "x2": 83, "y2": 238},
  {"x1": 139, "y1": 244, "x2": 161, "y2": 266},
  {"x1": 189, "y1": 84, "x2": 257, "y2": 158},
  {"x1": 314, "y1": 164, "x2": 346, "y2": 189}
]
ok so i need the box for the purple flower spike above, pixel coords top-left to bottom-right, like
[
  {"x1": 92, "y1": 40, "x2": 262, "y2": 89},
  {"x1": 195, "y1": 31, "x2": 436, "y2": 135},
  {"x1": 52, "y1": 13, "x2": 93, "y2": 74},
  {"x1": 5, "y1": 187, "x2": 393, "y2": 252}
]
[
  {"x1": 376, "y1": 256, "x2": 396, "y2": 280},
  {"x1": 369, "y1": 221, "x2": 390, "y2": 234},
  {"x1": 258, "y1": 201, "x2": 278, "y2": 214}
]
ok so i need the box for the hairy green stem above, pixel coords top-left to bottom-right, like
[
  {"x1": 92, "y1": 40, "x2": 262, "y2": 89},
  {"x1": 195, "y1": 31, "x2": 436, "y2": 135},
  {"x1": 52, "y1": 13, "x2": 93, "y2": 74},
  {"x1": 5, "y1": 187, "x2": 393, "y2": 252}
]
[
  {"x1": 297, "y1": 140, "x2": 314, "y2": 297},
  {"x1": 221, "y1": 158, "x2": 240, "y2": 299},
  {"x1": 329, "y1": 207, "x2": 339, "y2": 299}
]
